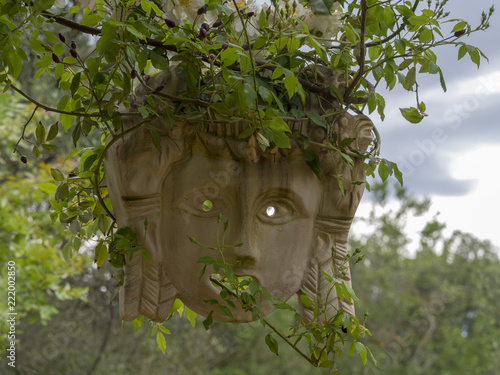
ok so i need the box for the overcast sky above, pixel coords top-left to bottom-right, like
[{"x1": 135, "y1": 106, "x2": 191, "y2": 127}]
[{"x1": 356, "y1": 0, "x2": 500, "y2": 250}]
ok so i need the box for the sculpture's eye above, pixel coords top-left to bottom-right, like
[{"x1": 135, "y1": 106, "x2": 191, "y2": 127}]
[
  {"x1": 202, "y1": 200, "x2": 213, "y2": 212},
  {"x1": 177, "y1": 195, "x2": 226, "y2": 218},
  {"x1": 257, "y1": 200, "x2": 296, "y2": 225}
]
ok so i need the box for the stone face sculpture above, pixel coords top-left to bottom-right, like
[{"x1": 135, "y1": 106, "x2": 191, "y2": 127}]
[{"x1": 105, "y1": 67, "x2": 374, "y2": 323}]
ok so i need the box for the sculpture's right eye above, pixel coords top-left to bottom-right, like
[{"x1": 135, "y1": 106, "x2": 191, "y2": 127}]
[{"x1": 177, "y1": 195, "x2": 226, "y2": 218}]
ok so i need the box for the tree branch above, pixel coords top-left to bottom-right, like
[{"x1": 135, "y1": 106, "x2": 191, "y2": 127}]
[
  {"x1": 343, "y1": 0, "x2": 368, "y2": 105},
  {"x1": 41, "y1": 10, "x2": 178, "y2": 52},
  {"x1": 10, "y1": 84, "x2": 100, "y2": 117}
]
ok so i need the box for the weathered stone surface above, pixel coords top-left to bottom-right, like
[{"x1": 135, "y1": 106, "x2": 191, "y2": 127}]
[{"x1": 104, "y1": 67, "x2": 373, "y2": 323}]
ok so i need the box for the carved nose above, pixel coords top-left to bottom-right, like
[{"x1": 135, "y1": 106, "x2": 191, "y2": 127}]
[{"x1": 223, "y1": 217, "x2": 259, "y2": 269}]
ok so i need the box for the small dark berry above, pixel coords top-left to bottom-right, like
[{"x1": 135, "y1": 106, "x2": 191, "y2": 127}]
[
  {"x1": 165, "y1": 18, "x2": 176, "y2": 28},
  {"x1": 70, "y1": 49, "x2": 78, "y2": 58},
  {"x1": 221, "y1": 42, "x2": 229, "y2": 50},
  {"x1": 454, "y1": 29, "x2": 466, "y2": 37},
  {"x1": 52, "y1": 53, "x2": 61, "y2": 64},
  {"x1": 58, "y1": 33, "x2": 66, "y2": 43},
  {"x1": 213, "y1": 20, "x2": 222, "y2": 28},
  {"x1": 130, "y1": 69, "x2": 137, "y2": 79},
  {"x1": 69, "y1": 171, "x2": 77, "y2": 178},
  {"x1": 209, "y1": 53, "x2": 217, "y2": 62},
  {"x1": 130, "y1": 101, "x2": 138, "y2": 109},
  {"x1": 341, "y1": 326, "x2": 348, "y2": 334},
  {"x1": 201, "y1": 22, "x2": 210, "y2": 31},
  {"x1": 197, "y1": 4, "x2": 208, "y2": 15},
  {"x1": 199, "y1": 27, "x2": 207, "y2": 39},
  {"x1": 70, "y1": 41, "x2": 77, "y2": 50},
  {"x1": 20, "y1": 155, "x2": 27, "y2": 164},
  {"x1": 246, "y1": 11, "x2": 255, "y2": 17},
  {"x1": 154, "y1": 85, "x2": 164, "y2": 92}
]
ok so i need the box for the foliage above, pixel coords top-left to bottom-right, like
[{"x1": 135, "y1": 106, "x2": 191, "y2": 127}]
[
  {"x1": 0, "y1": 92, "x2": 88, "y2": 356},
  {"x1": 344, "y1": 183, "x2": 500, "y2": 374},
  {"x1": 0, "y1": 0, "x2": 495, "y2": 369}
]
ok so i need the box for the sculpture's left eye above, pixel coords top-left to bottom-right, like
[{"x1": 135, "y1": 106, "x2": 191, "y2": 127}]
[{"x1": 257, "y1": 200, "x2": 296, "y2": 225}]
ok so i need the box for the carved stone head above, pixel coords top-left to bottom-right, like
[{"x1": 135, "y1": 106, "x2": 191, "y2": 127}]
[{"x1": 105, "y1": 67, "x2": 374, "y2": 323}]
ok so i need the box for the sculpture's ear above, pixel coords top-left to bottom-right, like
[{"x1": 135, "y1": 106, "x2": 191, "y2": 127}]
[
  {"x1": 298, "y1": 231, "x2": 355, "y2": 324},
  {"x1": 119, "y1": 216, "x2": 178, "y2": 322},
  {"x1": 298, "y1": 232, "x2": 335, "y2": 323}
]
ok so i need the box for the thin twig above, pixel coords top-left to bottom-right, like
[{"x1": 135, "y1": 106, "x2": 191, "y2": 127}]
[
  {"x1": 41, "y1": 10, "x2": 178, "y2": 52},
  {"x1": 10, "y1": 84, "x2": 100, "y2": 118},
  {"x1": 13, "y1": 105, "x2": 38, "y2": 153}
]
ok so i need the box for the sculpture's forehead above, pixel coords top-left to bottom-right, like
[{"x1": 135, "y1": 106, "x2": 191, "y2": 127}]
[{"x1": 168, "y1": 152, "x2": 320, "y2": 187}]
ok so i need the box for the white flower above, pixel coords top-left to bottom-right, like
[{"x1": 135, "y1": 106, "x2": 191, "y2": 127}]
[
  {"x1": 76, "y1": 0, "x2": 97, "y2": 10},
  {"x1": 162, "y1": 0, "x2": 206, "y2": 24},
  {"x1": 303, "y1": 12, "x2": 341, "y2": 38},
  {"x1": 229, "y1": 0, "x2": 260, "y2": 36},
  {"x1": 54, "y1": 0, "x2": 97, "y2": 10}
]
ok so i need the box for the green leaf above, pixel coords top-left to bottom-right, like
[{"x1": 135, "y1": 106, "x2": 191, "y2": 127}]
[
  {"x1": 218, "y1": 305, "x2": 234, "y2": 319},
  {"x1": 408, "y1": 15, "x2": 428, "y2": 27},
  {"x1": 210, "y1": 102, "x2": 233, "y2": 115},
  {"x1": 81, "y1": 14, "x2": 103, "y2": 27},
  {"x1": 360, "y1": 346, "x2": 368, "y2": 365},
  {"x1": 458, "y1": 44, "x2": 467, "y2": 60},
  {"x1": 203, "y1": 310, "x2": 214, "y2": 330},
  {"x1": 342, "y1": 281, "x2": 360, "y2": 304},
  {"x1": 304, "y1": 149, "x2": 321, "y2": 180},
  {"x1": 61, "y1": 114, "x2": 75, "y2": 131},
  {"x1": 284, "y1": 74, "x2": 299, "y2": 99},
  {"x1": 132, "y1": 315, "x2": 144, "y2": 331},
  {"x1": 149, "y1": 128, "x2": 162, "y2": 150},
  {"x1": 50, "y1": 168, "x2": 65, "y2": 182},
  {"x1": 419, "y1": 27, "x2": 433, "y2": 43},
  {"x1": 62, "y1": 243, "x2": 73, "y2": 263},
  {"x1": 469, "y1": 48, "x2": 480, "y2": 68},
  {"x1": 306, "y1": 111, "x2": 326, "y2": 127},
  {"x1": 266, "y1": 128, "x2": 290, "y2": 149},
  {"x1": 399, "y1": 107, "x2": 424, "y2": 124},
  {"x1": 393, "y1": 162, "x2": 404, "y2": 186},
  {"x1": 36, "y1": 121, "x2": 46, "y2": 143},
  {"x1": 156, "y1": 332, "x2": 167, "y2": 355},
  {"x1": 185, "y1": 306, "x2": 197, "y2": 328},
  {"x1": 300, "y1": 294, "x2": 313, "y2": 308},
  {"x1": 70, "y1": 73, "x2": 81, "y2": 96},
  {"x1": 94, "y1": 242, "x2": 108, "y2": 269},
  {"x1": 309, "y1": 0, "x2": 335, "y2": 15},
  {"x1": 37, "y1": 182, "x2": 58, "y2": 194},
  {"x1": 46, "y1": 122, "x2": 59, "y2": 142},
  {"x1": 452, "y1": 21, "x2": 467, "y2": 32},
  {"x1": 64, "y1": 147, "x2": 83, "y2": 161},
  {"x1": 159, "y1": 326, "x2": 171, "y2": 335},
  {"x1": 378, "y1": 161, "x2": 389, "y2": 182},
  {"x1": 82, "y1": 153, "x2": 98, "y2": 171},
  {"x1": 265, "y1": 334, "x2": 279, "y2": 355},
  {"x1": 405, "y1": 66, "x2": 416, "y2": 89},
  {"x1": 437, "y1": 66, "x2": 447, "y2": 92},
  {"x1": 32, "y1": 144, "x2": 40, "y2": 158}
]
